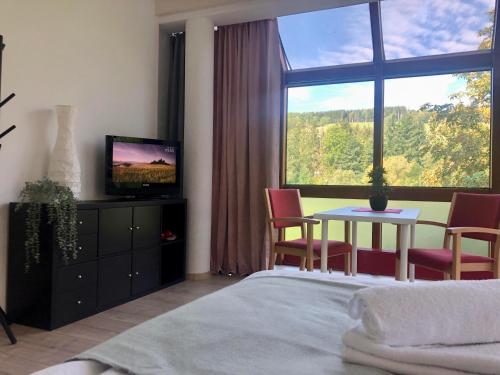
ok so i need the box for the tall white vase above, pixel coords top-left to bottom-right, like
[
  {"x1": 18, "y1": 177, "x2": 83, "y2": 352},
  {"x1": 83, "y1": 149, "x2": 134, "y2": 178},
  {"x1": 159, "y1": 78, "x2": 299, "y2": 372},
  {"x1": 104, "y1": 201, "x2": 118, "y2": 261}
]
[{"x1": 48, "y1": 105, "x2": 81, "y2": 198}]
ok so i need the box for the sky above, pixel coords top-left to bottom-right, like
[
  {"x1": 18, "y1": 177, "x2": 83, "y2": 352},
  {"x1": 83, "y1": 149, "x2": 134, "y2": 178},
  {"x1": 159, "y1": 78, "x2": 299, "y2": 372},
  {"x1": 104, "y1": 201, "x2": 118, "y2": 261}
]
[
  {"x1": 279, "y1": 0, "x2": 494, "y2": 113},
  {"x1": 113, "y1": 142, "x2": 176, "y2": 164}
]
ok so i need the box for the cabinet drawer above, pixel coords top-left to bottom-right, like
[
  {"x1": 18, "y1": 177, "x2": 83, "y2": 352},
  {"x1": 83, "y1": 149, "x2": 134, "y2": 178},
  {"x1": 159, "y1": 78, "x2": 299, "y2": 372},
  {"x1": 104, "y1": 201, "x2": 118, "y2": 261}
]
[
  {"x1": 57, "y1": 234, "x2": 98, "y2": 266},
  {"x1": 53, "y1": 287, "x2": 97, "y2": 327},
  {"x1": 77, "y1": 210, "x2": 98, "y2": 235},
  {"x1": 55, "y1": 261, "x2": 98, "y2": 293}
]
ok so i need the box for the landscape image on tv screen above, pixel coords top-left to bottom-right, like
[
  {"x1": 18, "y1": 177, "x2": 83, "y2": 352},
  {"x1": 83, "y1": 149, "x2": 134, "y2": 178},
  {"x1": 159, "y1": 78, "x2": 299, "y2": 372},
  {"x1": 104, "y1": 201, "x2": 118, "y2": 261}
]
[{"x1": 112, "y1": 141, "x2": 176, "y2": 184}]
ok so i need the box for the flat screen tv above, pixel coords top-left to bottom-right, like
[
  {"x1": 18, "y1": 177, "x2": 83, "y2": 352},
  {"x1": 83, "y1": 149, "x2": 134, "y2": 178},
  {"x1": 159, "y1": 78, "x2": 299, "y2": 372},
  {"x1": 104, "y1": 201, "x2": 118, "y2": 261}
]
[{"x1": 105, "y1": 135, "x2": 181, "y2": 197}]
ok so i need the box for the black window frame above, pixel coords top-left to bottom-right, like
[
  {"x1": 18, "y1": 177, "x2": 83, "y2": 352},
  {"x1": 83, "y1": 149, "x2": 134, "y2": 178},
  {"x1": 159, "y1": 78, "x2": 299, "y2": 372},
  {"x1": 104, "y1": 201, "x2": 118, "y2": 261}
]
[{"x1": 281, "y1": 0, "x2": 500, "y2": 203}]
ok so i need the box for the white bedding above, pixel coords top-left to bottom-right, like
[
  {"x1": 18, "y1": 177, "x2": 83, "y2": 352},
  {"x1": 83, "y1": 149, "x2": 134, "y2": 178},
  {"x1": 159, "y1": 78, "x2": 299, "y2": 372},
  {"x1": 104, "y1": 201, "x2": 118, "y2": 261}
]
[{"x1": 37, "y1": 269, "x2": 408, "y2": 375}]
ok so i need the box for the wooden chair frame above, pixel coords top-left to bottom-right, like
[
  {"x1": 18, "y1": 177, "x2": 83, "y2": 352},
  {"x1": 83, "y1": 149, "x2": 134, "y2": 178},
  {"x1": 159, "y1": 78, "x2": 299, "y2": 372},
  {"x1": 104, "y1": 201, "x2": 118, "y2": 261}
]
[
  {"x1": 396, "y1": 193, "x2": 500, "y2": 280},
  {"x1": 264, "y1": 189, "x2": 351, "y2": 274}
]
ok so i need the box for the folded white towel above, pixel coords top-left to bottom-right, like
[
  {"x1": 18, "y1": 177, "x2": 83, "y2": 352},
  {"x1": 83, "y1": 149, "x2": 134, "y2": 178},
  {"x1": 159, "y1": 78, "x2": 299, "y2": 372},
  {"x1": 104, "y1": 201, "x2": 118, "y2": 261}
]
[
  {"x1": 348, "y1": 279, "x2": 500, "y2": 346},
  {"x1": 343, "y1": 326, "x2": 500, "y2": 375}
]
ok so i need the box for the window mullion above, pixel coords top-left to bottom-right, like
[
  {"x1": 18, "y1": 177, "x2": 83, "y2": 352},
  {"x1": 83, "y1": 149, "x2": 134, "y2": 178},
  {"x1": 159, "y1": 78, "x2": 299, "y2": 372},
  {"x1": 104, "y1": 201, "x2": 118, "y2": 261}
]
[
  {"x1": 370, "y1": 1, "x2": 385, "y2": 249},
  {"x1": 491, "y1": 0, "x2": 500, "y2": 193}
]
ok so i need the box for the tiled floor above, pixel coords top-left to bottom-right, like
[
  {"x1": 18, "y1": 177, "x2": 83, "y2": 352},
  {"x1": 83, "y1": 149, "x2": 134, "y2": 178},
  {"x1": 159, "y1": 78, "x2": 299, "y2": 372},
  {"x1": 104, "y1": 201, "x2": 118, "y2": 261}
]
[{"x1": 0, "y1": 275, "x2": 241, "y2": 375}]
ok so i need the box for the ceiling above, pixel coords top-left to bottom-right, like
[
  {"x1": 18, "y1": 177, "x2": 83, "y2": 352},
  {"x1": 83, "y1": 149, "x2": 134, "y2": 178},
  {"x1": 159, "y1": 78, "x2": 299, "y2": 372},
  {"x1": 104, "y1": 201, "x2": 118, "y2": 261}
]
[
  {"x1": 155, "y1": 0, "x2": 256, "y2": 17},
  {"x1": 157, "y1": 0, "x2": 368, "y2": 33}
]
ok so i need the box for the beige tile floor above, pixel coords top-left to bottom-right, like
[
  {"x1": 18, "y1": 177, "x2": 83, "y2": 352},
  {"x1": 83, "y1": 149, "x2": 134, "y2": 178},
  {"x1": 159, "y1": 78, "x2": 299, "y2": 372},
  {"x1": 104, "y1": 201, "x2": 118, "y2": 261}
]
[{"x1": 0, "y1": 275, "x2": 241, "y2": 375}]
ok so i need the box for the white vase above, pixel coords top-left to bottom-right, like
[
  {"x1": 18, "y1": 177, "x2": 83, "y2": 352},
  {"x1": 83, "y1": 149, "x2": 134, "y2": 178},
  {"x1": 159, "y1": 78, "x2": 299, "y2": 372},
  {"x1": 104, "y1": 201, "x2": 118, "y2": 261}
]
[{"x1": 48, "y1": 105, "x2": 81, "y2": 198}]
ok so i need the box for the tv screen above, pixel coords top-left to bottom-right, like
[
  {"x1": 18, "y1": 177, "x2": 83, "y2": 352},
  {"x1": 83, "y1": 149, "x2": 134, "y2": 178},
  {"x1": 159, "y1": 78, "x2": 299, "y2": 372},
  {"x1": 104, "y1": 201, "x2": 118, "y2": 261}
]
[{"x1": 105, "y1": 135, "x2": 181, "y2": 197}]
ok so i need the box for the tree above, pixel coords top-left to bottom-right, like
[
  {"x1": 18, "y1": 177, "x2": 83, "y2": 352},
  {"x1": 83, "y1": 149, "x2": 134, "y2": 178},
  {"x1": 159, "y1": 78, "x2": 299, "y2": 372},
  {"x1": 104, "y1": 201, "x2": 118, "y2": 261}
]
[{"x1": 286, "y1": 121, "x2": 320, "y2": 184}]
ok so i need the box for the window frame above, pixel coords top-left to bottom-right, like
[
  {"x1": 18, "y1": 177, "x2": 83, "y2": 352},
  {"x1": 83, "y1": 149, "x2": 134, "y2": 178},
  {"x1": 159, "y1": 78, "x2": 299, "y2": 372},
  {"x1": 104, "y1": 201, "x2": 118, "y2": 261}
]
[{"x1": 281, "y1": 0, "x2": 500, "y2": 203}]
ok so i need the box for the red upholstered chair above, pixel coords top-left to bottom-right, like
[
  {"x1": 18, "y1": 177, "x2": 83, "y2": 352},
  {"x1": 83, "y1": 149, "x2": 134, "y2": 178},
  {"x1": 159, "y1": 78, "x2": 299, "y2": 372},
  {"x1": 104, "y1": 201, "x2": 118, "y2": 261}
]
[
  {"x1": 264, "y1": 188, "x2": 352, "y2": 273},
  {"x1": 396, "y1": 193, "x2": 500, "y2": 280}
]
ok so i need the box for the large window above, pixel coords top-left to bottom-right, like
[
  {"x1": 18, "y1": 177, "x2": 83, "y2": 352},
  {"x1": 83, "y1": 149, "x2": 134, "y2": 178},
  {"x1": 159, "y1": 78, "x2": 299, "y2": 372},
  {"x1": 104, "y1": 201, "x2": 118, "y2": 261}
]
[
  {"x1": 281, "y1": 0, "x2": 499, "y2": 201},
  {"x1": 278, "y1": 4, "x2": 372, "y2": 69},
  {"x1": 382, "y1": 0, "x2": 495, "y2": 59},
  {"x1": 384, "y1": 72, "x2": 491, "y2": 188},
  {"x1": 286, "y1": 82, "x2": 374, "y2": 185}
]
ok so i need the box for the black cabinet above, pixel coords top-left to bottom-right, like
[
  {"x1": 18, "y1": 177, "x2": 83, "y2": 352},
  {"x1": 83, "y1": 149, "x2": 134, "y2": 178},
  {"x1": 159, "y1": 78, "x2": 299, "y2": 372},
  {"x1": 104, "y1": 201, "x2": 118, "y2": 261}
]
[
  {"x1": 132, "y1": 247, "x2": 160, "y2": 295},
  {"x1": 133, "y1": 206, "x2": 161, "y2": 249},
  {"x1": 99, "y1": 253, "x2": 132, "y2": 308},
  {"x1": 99, "y1": 207, "x2": 133, "y2": 255},
  {"x1": 7, "y1": 198, "x2": 186, "y2": 330}
]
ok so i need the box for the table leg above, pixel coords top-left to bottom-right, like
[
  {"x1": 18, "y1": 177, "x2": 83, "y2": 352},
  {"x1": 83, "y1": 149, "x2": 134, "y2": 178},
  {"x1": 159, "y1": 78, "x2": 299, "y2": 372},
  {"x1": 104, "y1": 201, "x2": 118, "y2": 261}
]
[
  {"x1": 399, "y1": 224, "x2": 409, "y2": 281},
  {"x1": 321, "y1": 219, "x2": 328, "y2": 273},
  {"x1": 409, "y1": 224, "x2": 416, "y2": 282},
  {"x1": 352, "y1": 221, "x2": 358, "y2": 276}
]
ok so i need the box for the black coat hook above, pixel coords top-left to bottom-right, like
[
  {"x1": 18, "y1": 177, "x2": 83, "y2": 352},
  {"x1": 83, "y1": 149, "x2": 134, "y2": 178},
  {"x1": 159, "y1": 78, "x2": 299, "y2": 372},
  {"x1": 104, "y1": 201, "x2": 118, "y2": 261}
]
[{"x1": 0, "y1": 93, "x2": 15, "y2": 109}]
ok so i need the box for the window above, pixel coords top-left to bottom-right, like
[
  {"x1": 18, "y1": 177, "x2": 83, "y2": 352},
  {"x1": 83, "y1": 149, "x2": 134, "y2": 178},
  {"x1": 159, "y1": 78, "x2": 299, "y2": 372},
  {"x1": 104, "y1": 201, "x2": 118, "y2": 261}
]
[
  {"x1": 382, "y1": 0, "x2": 495, "y2": 59},
  {"x1": 384, "y1": 72, "x2": 491, "y2": 188},
  {"x1": 286, "y1": 82, "x2": 374, "y2": 185},
  {"x1": 278, "y1": 4, "x2": 372, "y2": 69},
  {"x1": 281, "y1": 1, "x2": 499, "y2": 204}
]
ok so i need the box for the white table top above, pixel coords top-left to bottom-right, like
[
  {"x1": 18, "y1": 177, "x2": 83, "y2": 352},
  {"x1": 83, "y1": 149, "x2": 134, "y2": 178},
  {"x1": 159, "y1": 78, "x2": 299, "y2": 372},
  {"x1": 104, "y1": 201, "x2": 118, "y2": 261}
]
[{"x1": 314, "y1": 206, "x2": 420, "y2": 225}]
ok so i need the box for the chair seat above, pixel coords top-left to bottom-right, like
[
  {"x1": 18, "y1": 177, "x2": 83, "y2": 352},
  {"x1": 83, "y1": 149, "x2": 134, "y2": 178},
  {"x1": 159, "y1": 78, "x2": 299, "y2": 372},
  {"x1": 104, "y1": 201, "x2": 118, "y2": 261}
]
[
  {"x1": 396, "y1": 248, "x2": 494, "y2": 271},
  {"x1": 275, "y1": 239, "x2": 351, "y2": 257}
]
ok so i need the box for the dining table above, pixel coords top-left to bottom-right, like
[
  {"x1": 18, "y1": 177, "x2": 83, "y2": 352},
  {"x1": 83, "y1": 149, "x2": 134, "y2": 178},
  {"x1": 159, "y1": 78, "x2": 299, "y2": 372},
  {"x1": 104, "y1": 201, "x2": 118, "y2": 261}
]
[{"x1": 314, "y1": 207, "x2": 421, "y2": 281}]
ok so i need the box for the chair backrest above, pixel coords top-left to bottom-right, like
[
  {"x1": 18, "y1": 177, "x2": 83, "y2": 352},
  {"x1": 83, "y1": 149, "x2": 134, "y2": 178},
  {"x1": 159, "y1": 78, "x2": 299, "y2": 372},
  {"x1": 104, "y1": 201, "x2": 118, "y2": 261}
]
[
  {"x1": 264, "y1": 188, "x2": 304, "y2": 229},
  {"x1": 448, "y1": 193, "x2": 500, "y2": 242}
]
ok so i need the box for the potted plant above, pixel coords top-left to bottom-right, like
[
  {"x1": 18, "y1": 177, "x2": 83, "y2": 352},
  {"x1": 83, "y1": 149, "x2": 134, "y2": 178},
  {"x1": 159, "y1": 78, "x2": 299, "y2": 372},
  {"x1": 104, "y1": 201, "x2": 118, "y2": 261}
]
[
  {"x1": 16, "y1": 177, "x2": 78, "y2": 272},
  {"x1": 367, "y1": 166, "x2": 391, "y2": 211}
]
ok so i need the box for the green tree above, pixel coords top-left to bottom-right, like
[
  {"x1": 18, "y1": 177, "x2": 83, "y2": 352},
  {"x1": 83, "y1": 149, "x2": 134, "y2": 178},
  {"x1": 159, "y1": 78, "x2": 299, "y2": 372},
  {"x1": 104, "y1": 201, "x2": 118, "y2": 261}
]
[{"x1": 286, "y1": 121, "x2": 320, "y2": 184}]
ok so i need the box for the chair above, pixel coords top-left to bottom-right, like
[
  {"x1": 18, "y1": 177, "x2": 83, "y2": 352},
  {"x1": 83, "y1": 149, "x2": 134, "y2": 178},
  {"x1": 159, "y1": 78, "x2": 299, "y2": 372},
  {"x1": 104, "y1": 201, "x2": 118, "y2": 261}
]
[
  {"x1": 396, "y1": 193, "x2": 500, "y2": 281},
  {"x1": 264, "y1": 188, "x2": 352, "y2": 273}
]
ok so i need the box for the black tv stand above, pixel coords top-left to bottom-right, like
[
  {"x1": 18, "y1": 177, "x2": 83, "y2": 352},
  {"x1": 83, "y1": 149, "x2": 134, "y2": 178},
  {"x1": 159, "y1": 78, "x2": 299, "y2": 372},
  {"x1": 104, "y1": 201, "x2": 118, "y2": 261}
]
[{"x1": 7, "y1": 198, "x2": 187, "y2": 330}]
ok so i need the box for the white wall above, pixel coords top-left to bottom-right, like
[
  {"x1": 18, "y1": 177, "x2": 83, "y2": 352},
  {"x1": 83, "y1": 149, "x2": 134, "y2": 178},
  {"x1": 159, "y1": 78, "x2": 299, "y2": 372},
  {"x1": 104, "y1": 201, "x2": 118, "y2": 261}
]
[
  {"x1": 0, "y1": 0, "x2": 158, "y2": 308},
  {"x1": 183, "y1": 17, "x2": 214, "y2": 276}
]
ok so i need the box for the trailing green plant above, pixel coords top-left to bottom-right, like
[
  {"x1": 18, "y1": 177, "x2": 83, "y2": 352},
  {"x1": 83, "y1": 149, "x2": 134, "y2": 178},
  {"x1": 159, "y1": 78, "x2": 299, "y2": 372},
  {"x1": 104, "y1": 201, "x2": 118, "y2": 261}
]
[
  {"x1": 16, "y1": 178, "x2": 78, "y2": 272},
  {"x1": 367, "y1": 166, "x2": 391, "y2": 197}
]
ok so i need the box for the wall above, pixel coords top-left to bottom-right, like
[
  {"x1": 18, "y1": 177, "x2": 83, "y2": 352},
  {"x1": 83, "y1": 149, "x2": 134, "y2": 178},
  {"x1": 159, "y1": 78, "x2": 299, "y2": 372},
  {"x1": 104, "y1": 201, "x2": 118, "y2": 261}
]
[{"x1": 0, "y1": 0, "x2": 158, "y2": 308}]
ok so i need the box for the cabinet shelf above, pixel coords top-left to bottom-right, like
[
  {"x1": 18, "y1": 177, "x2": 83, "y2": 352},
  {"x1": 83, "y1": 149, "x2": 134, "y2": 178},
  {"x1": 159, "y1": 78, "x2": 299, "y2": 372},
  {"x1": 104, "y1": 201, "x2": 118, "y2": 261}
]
[{"x1": 160, "y1": 238, "x2": 184, "y2": 247}]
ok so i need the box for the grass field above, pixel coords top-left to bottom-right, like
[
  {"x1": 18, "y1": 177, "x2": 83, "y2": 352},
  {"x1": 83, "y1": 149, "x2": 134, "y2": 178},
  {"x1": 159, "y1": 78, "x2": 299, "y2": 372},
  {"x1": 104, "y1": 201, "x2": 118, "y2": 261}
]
[{"x1": 113, "y1": 163, "x2": 176, "y2": 183}]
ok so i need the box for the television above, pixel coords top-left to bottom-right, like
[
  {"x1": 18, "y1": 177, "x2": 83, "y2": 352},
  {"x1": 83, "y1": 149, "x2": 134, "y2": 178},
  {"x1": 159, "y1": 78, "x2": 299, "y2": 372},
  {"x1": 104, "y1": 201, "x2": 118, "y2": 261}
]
[{"x1": 105, "y1": 135, "x2": 181, "y2": 197}]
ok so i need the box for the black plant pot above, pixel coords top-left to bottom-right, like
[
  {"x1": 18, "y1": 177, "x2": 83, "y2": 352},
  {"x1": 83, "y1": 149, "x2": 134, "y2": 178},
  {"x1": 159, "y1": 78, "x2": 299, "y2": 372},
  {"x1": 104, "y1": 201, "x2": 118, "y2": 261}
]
[{"x1": 369, "y1": 195, "x2": 388, "y2": 211}]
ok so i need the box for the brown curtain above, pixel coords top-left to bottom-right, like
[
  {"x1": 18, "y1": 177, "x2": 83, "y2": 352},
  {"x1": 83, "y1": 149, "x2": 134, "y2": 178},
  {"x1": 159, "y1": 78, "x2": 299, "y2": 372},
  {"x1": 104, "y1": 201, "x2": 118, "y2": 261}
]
[{"x1": 211, "y1": 19, "x2": 284, "y2": 275}]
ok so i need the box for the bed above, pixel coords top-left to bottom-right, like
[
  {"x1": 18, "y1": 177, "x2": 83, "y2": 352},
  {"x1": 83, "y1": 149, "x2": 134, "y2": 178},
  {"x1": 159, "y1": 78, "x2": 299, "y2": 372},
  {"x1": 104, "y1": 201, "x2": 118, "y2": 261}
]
[{"x1": 34, "y1": 270, "x2": 403, "y2": 375}]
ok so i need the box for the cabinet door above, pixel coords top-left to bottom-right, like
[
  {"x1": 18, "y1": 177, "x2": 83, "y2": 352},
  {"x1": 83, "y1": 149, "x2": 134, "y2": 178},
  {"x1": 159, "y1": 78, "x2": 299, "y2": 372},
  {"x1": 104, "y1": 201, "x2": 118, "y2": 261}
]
[
  {"x1": 98, "y1": 253, "x2": 131, "y2": 308},
  {"x1": 132, "y1": 247, "x2": 160, "y2": 295},
  {"x1": 132, "y1": 206, "x2": 160, "y2": 249},
  {"x1": 99, "y1": 207, "x2": 133, "y2": 256}
]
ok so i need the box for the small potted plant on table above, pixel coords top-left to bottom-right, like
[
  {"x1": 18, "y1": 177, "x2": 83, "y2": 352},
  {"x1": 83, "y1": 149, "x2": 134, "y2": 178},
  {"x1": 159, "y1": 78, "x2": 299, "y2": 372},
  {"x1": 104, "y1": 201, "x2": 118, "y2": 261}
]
[{"x1": 367, "y1": 166, "x2": 391, "y2": 211}]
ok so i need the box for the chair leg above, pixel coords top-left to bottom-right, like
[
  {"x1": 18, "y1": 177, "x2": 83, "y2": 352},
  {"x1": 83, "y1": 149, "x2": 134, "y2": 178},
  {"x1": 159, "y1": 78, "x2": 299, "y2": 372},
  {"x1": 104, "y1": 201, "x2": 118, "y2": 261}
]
[
  {"x1": 306, "y1": 255, "x2": 314, "y2": 272},
  {"x1": 395, "y1": 258, "x2": 401, "y2": 281},
  {"x1": 451, "y1": 268, "x2": 461, "y2": 281},
  {"x1": 0, "y1": 307, "x2": 16, "y2": 345},
  {"x1": 443, "y1": 272, "x2": 451, "y2": 280},
  {"x1": 279, "y1": 253, "x2": 285, "y2": 265},
  {"x1": 344, "y1": 253, "x2": 351, "y2": 276},
  {"x1": 299, "y1": 257, "x2": 306, "y2": 271},
  {"x1": 268, "y1": 252, "x2": 277, "y2": 270}
]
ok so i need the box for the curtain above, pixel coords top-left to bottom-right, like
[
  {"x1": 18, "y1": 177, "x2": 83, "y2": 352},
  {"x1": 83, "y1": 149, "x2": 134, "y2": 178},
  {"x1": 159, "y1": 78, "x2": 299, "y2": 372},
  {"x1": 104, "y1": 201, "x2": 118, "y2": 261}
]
[
  {"x1": 162, "y1": 32, "x2": 185, "y2": 142},
  {"x1": 211, "y1": 19, "x2": 285, "y2": 275}
]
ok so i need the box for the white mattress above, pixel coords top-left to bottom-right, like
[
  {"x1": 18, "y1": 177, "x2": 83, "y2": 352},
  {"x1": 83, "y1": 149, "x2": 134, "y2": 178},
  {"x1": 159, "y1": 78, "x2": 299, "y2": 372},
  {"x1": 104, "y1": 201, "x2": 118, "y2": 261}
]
[{"x1": 34, "y1": 269, "x2": 406, "y2": 375}]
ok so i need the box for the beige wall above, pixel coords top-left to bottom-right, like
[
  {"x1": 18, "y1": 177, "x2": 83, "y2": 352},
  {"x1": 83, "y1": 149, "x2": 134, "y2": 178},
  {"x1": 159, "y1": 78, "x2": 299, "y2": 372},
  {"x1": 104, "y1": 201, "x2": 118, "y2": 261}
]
[{"x1": 0, "y1": 0, "x2": 158, "y2": 308}]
